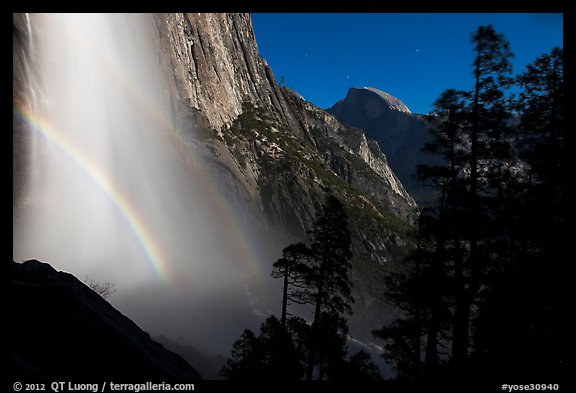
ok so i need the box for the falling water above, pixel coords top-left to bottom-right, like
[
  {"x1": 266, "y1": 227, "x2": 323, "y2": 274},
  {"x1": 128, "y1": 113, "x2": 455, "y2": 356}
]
[{"x1": 13, "y1": 13, "x2": 274, "y2": 355}]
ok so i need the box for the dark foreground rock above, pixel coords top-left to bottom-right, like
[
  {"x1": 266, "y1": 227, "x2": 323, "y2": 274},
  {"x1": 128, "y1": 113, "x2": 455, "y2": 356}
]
[{"x1": 12, "y1": 259, "x2": 201, "y2": 382}]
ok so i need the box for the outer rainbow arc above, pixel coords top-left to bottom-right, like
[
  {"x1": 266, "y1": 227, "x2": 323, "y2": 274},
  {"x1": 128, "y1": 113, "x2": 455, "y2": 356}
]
[
  {"x1": 15, "y1": 105, "x2": 170, "y2": 280},
  {"x1": 16, "y1": 12, "x2": 265, "y2": 284},
  {"x1": 100, "y1": 55, "x2": 264, "y2": 283},
  {"x1": 16, "y1": 96, "x2": 264, "y2": 284}
]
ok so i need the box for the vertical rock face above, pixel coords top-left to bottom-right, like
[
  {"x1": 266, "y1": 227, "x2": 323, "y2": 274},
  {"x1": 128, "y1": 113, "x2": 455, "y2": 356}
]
[
  {"x1": 155, "y1": 13, "x2": 418, "y2": 341},
  {"x1": 156, "y1": 13, "x2": 416, "y2": 221},
  {"x1": 157, "y1": 13, "x2": 303, "y2": 134},
  {"x1": 328, "y1": 87, "x2": 439, "y2": 205}
]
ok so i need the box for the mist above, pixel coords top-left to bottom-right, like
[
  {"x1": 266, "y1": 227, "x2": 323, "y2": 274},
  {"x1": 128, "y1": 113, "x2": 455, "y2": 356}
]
[{"x1": 13, "y1": 13, "x2": 283, "y2": 357}]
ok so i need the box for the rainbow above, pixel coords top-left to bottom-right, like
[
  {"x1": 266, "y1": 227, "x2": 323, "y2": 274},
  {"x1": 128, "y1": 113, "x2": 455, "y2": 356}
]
[
  {"x1": 14, "y1": 13, "x2": 265, "y2": 285},
  {"x1": 14, "y1": 100, "x2": 263, "y2": 284},
  {"x1": 98, "y1": 60, "x2": 264, "y2": 284},
  {"x1": 15, "y1": 106, "x2": 171, "y2": 279},
  {"x1": 88, "y1": 38, "x2": 265, "y2": 284}
]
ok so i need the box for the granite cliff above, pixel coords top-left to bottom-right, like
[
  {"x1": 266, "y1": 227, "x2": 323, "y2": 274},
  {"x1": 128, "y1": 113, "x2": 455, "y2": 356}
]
[
  {"x1": 328, "y1": 87, "x2": 439, "y2": 205},
  {"x1": 149, "y1": 13, "x2": 421, "y2": 342},
  {"x1": 155, "y1": 12, "x2": 417, "y2": 251}
]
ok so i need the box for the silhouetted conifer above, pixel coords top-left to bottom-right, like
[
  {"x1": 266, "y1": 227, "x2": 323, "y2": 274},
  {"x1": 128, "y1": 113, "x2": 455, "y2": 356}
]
[{"x1": 304, "y1": 194, "x2": 354, "y2": 380}]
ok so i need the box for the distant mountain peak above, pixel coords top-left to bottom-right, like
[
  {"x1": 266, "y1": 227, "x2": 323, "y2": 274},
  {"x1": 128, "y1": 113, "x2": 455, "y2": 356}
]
[
  {"x1": 342, "y1": 87, "x2": 412, "y2": 115},
  {"x1": 327, "y1": 86, "x2": 438, "y2": 206}
]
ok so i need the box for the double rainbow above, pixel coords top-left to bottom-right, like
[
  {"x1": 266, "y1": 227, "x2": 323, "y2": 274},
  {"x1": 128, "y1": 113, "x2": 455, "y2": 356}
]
[
  {"x1": 15, "y1": 100, "x2": 263, "y2": 283},
  {"x1": 14, "y1": 13, "x2": 264, "y2": 283}
]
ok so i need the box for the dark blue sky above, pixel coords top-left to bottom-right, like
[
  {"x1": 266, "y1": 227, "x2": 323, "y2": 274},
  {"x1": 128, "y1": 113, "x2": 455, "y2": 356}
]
[{"x1": 251, "y1": 13, "x2": 563, "y2": 114}]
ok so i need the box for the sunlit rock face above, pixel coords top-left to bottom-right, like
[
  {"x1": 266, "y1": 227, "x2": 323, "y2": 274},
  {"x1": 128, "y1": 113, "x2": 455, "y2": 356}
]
[{"x1": 158, "y1": 13, "x2": 304, "y2": 134}]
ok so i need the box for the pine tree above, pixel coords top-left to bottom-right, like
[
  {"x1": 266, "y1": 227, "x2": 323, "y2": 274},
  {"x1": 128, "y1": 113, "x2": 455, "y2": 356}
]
[
  {"x1": 220, "y1": 316, "x2": 306, "y2": 380},
  {"x1": 223, "y1": 194, "x2": 357, "y2": 380},
  {"x1": 376, "y1": 25, "x2": 516, "y2": 380},
  {"x1": 420, "y1": 89, "x2": 471, "y2": 378},
  {"x1": 515, "y1": 47, "x2": 564, "y2": 232},
  {"x1": 305, "y1": 194, "x2": 354, "y2": 380},
  {"x1": 271, "y1": 242, "x2": 311, "y2": 327},
  {"x1": 472, "y1": 46, "x2": 565, "y2": 379},
  {"x1": 448, "y1": 25, "x2": 514, "y2": 370},
  {"x1": 220, "y1": 329, "x2": 263, "y2": 379},
  {"x1": 335, "y1": 350, "x2": 383, "y2": 380}
]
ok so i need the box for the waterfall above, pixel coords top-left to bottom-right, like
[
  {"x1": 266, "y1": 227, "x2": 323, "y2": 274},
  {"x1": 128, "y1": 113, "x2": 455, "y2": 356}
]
[
  {"x1": 15, "y1": 14, "x2": 174, "y2": 283},
  {"x1": 13, "y1": 13, "x2": 275, "y2": 356}
]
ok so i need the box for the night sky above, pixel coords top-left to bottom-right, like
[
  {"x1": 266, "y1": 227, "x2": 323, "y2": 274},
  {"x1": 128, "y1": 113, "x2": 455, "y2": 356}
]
[{"x1": 252, "y1": 13, "x2": 563, "y2": 114}]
